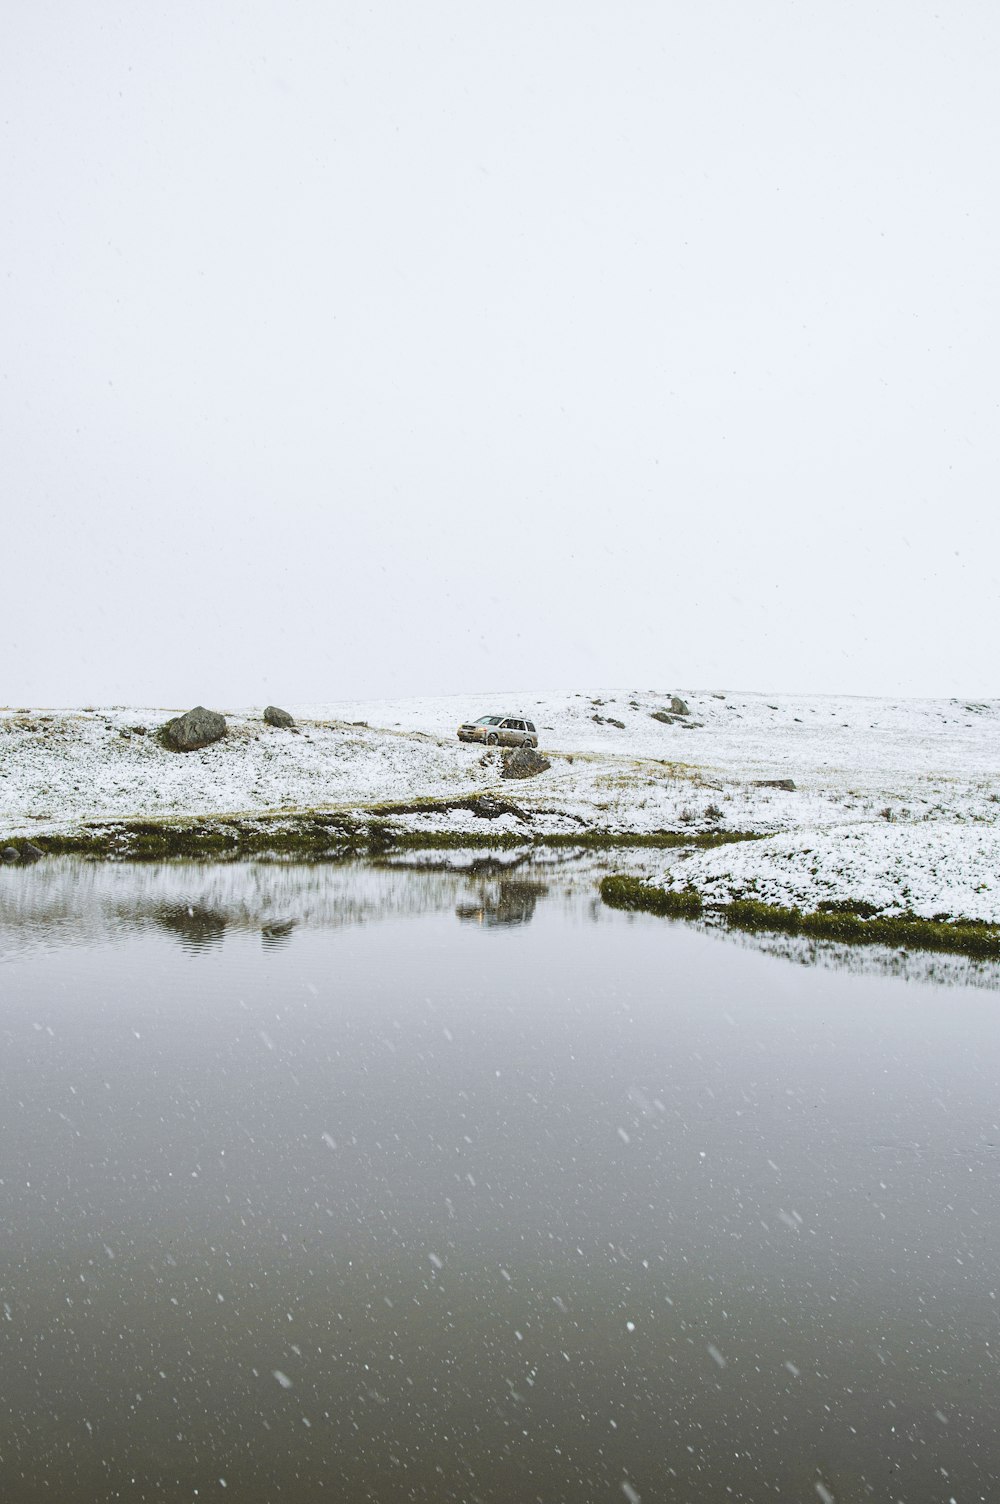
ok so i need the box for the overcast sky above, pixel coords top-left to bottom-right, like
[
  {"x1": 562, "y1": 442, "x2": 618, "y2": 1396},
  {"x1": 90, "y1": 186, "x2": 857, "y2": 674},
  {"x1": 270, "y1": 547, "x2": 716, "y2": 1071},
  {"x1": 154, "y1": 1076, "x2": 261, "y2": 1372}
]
[{"x1": 3, "y1": 1, "x2": 998, "y2": 707}]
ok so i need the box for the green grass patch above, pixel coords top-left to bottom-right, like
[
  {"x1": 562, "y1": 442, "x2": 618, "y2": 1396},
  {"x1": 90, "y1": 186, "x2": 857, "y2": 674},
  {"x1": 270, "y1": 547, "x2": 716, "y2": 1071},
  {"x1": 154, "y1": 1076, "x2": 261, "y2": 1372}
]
[
  {"x1": 20, "y1": 814, "x2": 364, "y2": 862},
  {"x1": 815, "y1": 898, "x2": 883, "y2": 920},
  {"x1": 724, "y1": 899, "x2": 1000, "y2": 957},
  {"x1": 539, "y1": 829, "x2": 763, "y2": 850},
  {"x1": 6, "y1": 819, "x2": 764, "y2": 863},
  {"x1": 389, "y1": 829, "x2": 763, "y2": 852},
  {"x1": 600, "y1": 875, "x2": 703, "y2": 918},
  {"x1": 389, "y1": 830, "x2": 531, "y2": 850},
  {"x1": 599, "y1": 879, "x2": 1000, "y2": 960}
]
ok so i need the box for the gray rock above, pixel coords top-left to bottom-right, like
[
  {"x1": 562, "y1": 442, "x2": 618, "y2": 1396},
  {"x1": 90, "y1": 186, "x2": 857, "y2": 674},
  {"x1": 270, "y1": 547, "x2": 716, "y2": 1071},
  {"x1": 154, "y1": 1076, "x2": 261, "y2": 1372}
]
[
  {"x1": 652, "y1": 700, "x2": 702, "y2": 728},
  {"x1": 1, "y1": 846, "x2": 19, "y2": 864},
  {"x1": 264, "y1": 705, "x2": 296, "y2": 729},
  {"x1": 465, "y1": 794, "x2": 529, "y2": 821},
  {"x1": 161, "y1": 706, "x2": 227, "y2": 752},
  {"x1": 21, "y1": 842, "x2": 43, "y2": 862},
  {"x1": 500, "y1": 746, "x2": 551, "y2": 780}
]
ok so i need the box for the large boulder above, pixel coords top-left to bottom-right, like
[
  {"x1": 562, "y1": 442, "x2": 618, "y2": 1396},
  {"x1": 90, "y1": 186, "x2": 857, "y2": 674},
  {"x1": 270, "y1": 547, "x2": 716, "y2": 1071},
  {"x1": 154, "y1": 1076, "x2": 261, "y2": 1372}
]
[
  {"x1": 651, "y1": 696, "x2": 696, "y2": 726},
  {"x1": 263, "y1": 705, "x2": 295, "y2": 728},
  {"x1": 500, "y1": 746, "x2": 551, "y2": 780},
  {"x1": 161, "y1": 706, "x2": 227, "y2": 752}
]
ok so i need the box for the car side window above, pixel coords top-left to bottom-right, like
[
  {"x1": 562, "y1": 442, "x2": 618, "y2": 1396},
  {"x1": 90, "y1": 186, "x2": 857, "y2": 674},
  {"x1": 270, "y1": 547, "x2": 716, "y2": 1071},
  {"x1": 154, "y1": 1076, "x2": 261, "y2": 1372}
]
[
  {"x1": 526, "y1": 721, "x2": 535, "y2": 733},
  {"x1": 515, "y1": 721, "x2": 525, "y2": 731}
]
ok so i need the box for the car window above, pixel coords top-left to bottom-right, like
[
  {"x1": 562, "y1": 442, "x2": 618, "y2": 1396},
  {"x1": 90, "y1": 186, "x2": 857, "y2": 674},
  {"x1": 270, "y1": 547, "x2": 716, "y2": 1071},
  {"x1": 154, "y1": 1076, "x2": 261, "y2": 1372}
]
[
  {"x1": 514, "y1": 721, "x2": 525, "y2": 731},
  {"x1": 501, "y1": 720, "x2": 514, "y2": 729},
  {"x1": 525, "y1": 721, "x2": 535, "y2": 733}
]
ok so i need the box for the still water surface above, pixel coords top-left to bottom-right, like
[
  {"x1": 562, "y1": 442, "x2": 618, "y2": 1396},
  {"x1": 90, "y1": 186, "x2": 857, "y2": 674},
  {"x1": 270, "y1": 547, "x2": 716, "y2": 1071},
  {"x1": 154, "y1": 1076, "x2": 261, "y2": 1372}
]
[{"x1": 2, "y1": 857, "x2": 999, "y2": 1502}]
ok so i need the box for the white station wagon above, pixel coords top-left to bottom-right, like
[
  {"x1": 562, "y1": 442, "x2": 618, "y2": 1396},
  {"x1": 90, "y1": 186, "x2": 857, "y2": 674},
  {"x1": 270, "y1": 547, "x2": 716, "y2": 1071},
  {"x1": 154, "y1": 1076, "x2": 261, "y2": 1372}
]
[{"x1": 457, "y1": 715, "x2": 539, "y2": 748}]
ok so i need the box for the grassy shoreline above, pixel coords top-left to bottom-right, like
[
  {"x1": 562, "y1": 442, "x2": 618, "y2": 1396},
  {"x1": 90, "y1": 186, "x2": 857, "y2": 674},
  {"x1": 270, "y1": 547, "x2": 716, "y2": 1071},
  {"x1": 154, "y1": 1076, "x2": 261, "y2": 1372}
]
[
  {"x1": 600, "y1": 874, "x2": 1000, "y2": 960},
  {"x1": 5, "y1": 813, "x2": 996, "y2": 956},
  {"x1": 0, "y1": 812, "x2": 763, "y2": 863}
]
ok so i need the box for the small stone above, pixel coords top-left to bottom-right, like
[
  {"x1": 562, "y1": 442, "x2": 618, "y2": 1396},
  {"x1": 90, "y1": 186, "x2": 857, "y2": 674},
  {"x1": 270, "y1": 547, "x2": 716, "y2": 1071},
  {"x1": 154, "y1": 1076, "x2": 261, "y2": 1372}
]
[
  {"x1": 20, "y1": 842, "x2": 44, "y2": 863},
  {"x1": 263, "y1": 705, "x2": 296, "y2": 729},
  {"x1": 1, "y1": 846, "x2": 19, "y2": 864}
]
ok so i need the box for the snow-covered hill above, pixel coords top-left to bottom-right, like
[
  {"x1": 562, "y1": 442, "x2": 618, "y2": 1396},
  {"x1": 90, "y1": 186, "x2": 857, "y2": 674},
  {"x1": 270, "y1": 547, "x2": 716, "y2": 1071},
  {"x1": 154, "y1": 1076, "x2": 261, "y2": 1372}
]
[{"x1": 1, "y1": 687, "x2": 998, "y2": 920}]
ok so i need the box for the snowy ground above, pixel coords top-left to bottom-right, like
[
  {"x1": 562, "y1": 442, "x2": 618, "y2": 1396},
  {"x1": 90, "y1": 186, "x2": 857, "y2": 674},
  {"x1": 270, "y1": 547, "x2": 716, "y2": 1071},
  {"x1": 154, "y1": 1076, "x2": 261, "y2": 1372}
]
[{"x1": 1, "y1": 687, "x2": 998, "y2": 920}]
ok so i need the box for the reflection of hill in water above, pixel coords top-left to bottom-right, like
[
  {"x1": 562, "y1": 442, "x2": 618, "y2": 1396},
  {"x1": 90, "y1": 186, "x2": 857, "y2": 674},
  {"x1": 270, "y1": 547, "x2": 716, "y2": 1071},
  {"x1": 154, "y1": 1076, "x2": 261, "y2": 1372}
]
[
  {"x1": 0, "y1": 855, "x2": 567, "y2": 960},
  {"x1": 717, "y1": 923, "x2": 1000, "y2": 992},
  {"x1": 4, "y1": 855, "x2": 999, "y2": 989}
]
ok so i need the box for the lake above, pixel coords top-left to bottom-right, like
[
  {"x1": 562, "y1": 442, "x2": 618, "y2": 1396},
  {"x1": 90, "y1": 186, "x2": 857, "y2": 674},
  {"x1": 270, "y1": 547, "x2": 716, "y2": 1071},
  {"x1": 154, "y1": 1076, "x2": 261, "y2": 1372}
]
[{"x1": 1, "y1": 854, "x2": 999, "y2": 1502}]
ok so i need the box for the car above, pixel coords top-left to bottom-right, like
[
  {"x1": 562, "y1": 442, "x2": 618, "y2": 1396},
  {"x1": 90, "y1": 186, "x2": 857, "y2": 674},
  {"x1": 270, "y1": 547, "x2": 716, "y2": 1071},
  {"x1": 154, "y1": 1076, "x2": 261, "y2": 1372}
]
[{"x1": 457, "y1": 714, "x2": 539, "y2": 748}]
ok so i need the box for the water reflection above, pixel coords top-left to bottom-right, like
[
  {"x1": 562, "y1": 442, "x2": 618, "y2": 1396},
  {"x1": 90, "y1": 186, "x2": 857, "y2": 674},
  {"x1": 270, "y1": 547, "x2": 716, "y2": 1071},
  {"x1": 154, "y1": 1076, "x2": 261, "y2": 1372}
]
[
  {"x1": 260, "y1": 918, "x2": 297, "y2": 949},
  {"x1": 456, "y1": 878, "x2": 548, "y2": 929},
  {"x1": 2, "y1": 854, "x2": 999, "y2": 988},
  {"x1": 156, "y1": 904, "x2": 230, "y2": 952},
  {"x1": 5, "y1": 856, "x2": 1000, "y2": 1502},
  {"x1": 721, "y1": 920, "x2": 1000, "y2": 991},
  {"x1": 0, "y1": 853, "x2": 568, "y2": 962}
]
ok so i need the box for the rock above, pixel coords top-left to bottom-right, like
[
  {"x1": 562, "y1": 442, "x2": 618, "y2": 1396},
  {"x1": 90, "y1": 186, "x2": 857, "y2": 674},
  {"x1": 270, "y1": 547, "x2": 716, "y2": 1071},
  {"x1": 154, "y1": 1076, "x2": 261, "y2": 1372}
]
[
  {"x1": 1, "y1": 846, "x2": 19, "y2": 864},
  {"x1": 161, "y1": 706, "x2": 227, "y2": 752},
  {"x1": 466, "y1": 794, "x2": 529, "y2": 821},
  {"x1": 652, "y1": 701, "x2": 702, "y2": 728},
  {"x1": 754, "y1": 778, "x2": 796, "y2": 792},
  {"x1": 264, "y1": 705, "x2": 295, "y2": 729},
  {"x1": 21, "y1": 842, "x2": 43, "y2": 863},
  {"x1": 500, "y1": 746, "x2": 551, "y2": 780}
]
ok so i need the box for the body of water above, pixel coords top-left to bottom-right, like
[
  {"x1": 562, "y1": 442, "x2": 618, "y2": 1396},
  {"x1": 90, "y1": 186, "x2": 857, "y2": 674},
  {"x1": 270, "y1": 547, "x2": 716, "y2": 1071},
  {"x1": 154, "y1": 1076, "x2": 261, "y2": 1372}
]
[{"x1": 1, "y1": 856, "x2": 998, "y2": 1502}]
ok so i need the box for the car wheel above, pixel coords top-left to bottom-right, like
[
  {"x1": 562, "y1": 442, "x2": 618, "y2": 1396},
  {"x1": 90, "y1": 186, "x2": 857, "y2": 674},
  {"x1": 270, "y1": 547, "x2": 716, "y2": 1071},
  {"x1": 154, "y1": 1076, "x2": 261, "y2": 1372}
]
[{"x1": 486, "y1": 733, "x2": 498, "y2": 745}]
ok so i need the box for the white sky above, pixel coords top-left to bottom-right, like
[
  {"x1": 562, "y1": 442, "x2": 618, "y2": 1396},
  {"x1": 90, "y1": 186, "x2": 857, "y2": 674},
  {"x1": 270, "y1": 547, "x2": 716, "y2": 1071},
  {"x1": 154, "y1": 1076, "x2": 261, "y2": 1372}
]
[{"x1": 3, "y1": 1, "x2": 998, "y2": 707}]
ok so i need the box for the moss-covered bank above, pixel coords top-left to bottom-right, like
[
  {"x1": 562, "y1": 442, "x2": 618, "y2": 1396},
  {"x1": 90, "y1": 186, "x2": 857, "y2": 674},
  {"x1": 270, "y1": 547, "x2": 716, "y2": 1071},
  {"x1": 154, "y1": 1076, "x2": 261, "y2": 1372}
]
[
  {"x1": 598, "y1": 875, "x2": 704, "y2": 918},
  {"x1": 600, "y1": 876, "x2": 1000, "y2": 960},
  {"x1": 10, "y1": 815, "x2": 362, "y2": 863},
  {"x1": 0, "y1": 816, "x2": 763, "y2": 864}
]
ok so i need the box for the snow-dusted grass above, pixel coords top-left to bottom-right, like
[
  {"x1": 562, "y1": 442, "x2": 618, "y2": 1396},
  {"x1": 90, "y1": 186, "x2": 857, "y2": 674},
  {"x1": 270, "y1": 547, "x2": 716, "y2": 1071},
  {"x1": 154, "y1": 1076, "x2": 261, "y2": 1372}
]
[
  {"x1": 1, "y1": 687, "x2": 998, "y2": 921},
  {"x1": 633, "y1": 824, "x2": 1000, "y2": 924}
]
